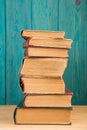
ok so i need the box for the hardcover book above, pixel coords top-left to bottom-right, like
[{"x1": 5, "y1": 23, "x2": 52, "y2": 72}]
[
  {"x1": 14, "y1": 102, "x2": 72, "y2": 125},
  {"x1": 23, "y1": 89, "x2": 73, "y2": 107},
  {"x1": 21, "y1": 30, "x2": 65, "y2": 39},
  {"x1": 23, "y1": 38, "x2": 72, "y2": 49},
  {"x1": 20, "y1": 58, "x2": 68, "y2": 77},
  {"x1": 24, "y1": 47, "x2": 69, "y2": 58},
  {"x1": 20, "y1": 77, "x2": 65, "y2": 94}
]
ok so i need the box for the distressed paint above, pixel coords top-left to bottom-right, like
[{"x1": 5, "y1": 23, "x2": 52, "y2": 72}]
[
  {"x1": 59, "y1": 0, "x2": 87, "y2": 105},
  {"x1": 0, "y1": 0, "x2": 87, "y2": 104},
  {"x1": 32, "y1": 0, "x2": 59, "y2": 30},
  {"x1": 5, "y1": 0, "x2": 32, "y2": 104},
  {"x1": 0, "y1": 0, "x2": 5, "y2": 104}
]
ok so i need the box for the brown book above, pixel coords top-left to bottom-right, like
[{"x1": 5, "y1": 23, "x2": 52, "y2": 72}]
[
  {"x1": 14, "y1": 103, "x2": 72, "y2": 125},
  {"x1": 24, "y1": 47, "x2": 69, "y2": 58},
  {"x1": 23, "y1": 38, "x2": 72, "y2": 49},
  {"x1": 21, "y1": 30, "x2": 65, "y2": 39},
  {"x1": 20, "y1": 58, "x2": 68, "y2": 77},
  {"x1": 23, "y1": 89, "x2": 72, "y2": 107},
  {"x1": 20, "y1": 77, "x2": 65, "y2": 94}
]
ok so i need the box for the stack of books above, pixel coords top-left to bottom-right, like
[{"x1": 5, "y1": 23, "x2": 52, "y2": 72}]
[{"x1": 14, "y1": 30, "x2": 73, "y2": 125}]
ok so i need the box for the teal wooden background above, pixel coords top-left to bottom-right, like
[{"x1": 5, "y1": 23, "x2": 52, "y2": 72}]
[{"x1": 0, "y1": 0, "x2": 87, "y2": 105}]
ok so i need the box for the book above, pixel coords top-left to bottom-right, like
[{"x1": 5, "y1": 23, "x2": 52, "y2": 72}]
[
  {"x1": 20, "y1": 77, "x2": 65, "y2": 94},
  {"x1": 23, "y1": 38, "x2": 72, "y2": 49},
  {"x1": 20, "y1": 58, "x2": 68, "y2": 77},
  {"x1": 21, "y1": 30, "x2": 65, "y2": 39},
  {"x1": 24, "y1": 47, "x2": 69, "y2": 58},
  {"x1": 14, "y1": 102, "x2": 72, "y2": 125},
  {"x1": 23, "y1": 89, "x2": 72, "y2": 107}
]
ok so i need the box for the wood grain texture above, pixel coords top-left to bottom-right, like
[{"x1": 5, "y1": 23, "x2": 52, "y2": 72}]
[
  {"x1": 5, "y1": 0, "x2": 32, "y2": 104},
  {"x1": 59, "y1": 0, "x2": 87, "y2": 105},
  {"x1": 0, "y1": 105, "x2": 87, "y2": 129},
  {"x1": 0, "y1": 0, "x2": 87, "y2": 105},
  {"x1": 32, "y1": 0, "x2": 59, "y2": 30},
  {"x1": 0, "y1": 0, "x2": 5, "y2": 104}
]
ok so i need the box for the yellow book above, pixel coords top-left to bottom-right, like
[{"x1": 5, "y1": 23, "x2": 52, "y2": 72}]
[
  {"x1": 21, "y1": 30, "x2": 65, "y2": 39},
  {"x1": 20, "y1": 58, "x2": 68, "y2": 78},
  {"x1": 23, "y1": 89, "x2": 73, "y2": 107},
  {"x1": 23, "y1": 38, "x2": 72, "y2": 49},
  {"x1": 20, "y1": 77, "x2": 65, "y2": 94},
  {"x1": 14, "y1": 102, "x2": 72, "y2": 125},
  {"x1": 24, "y1": 47, "x2": 69, "y2": 58}
]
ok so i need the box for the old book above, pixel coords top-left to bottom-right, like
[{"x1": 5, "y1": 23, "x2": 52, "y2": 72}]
[
  {"x1": 24, "y1": 47, "x2": 69, "y2": 58},
  {"x1": 20, "y1": 58, "x2": 68, "y2": 77},
  {"x1": 14, "y1": 103, "x2": 72, "y2": 125},
  {"x1": 21, "y1": 30, "x2": 65, "y2": 39},
  {"x1": 23, "y1": 89, "x2": 72, "y2": 107},
  {"x1": 20, "y1": 77, "x2": 65, "y2": 94},
  {"x1": 23, "y1": 38, "x2": 72, "y2": 49}
]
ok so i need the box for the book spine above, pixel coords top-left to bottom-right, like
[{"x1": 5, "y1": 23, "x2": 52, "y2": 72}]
[
  {"x1": 21, "y1": 30, "x2": 65, "y2": 39},
  {"x1": 21, "y1": 30, "x2": 29, "y2": 40},
  {"x1": 19, "y1": 77, "x2": 24, "y2": 92},
  {"x1": 24, "y1": 48, "x2": 28, "y2": 57},
  {"x1": 23, "y1": 38, "x2": 30, "y2": 48},
  {"x1": 13, "y1": 107, "x2": 17, "y2": 124}
]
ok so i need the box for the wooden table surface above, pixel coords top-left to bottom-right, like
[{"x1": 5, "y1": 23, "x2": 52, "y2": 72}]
[{"x1": 0, "y1": 105, "x2": 87, "y2": 130}]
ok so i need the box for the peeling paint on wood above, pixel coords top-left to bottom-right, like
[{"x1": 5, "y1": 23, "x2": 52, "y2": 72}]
[
  {"x1": 75, "y1": 0, "x2": 81, "y2": 6},
  {"x1": 0, "y1": 0, "x2": 5, "y2": 104},
  {"x1": 59, "y1": 0, "x2": 87, "y2": 105},
  {"x1": 0, "y1": 0, "x2": 87, "y2": 105}
]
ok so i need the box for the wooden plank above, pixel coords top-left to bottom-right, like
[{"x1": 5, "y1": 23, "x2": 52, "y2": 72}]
[
  {"x1": 5, "y1": 0, "x2": 32, "y2": 104},
  {"x1": 0, "y1": 106, "x2": 87, "y2": 129},
  {"x1": 4, "y1": 0, "x2": 87, "y2": 105},
  {"x1": 59, "y1": 0, "x2": 87, "y2": 105},
  {"x1": 0, "y1": 0, "x2": 5, "y2": 104},
  {"x1": 32, "y1": 0, "x2": 59, "y2": 30},
  {"x1": 5, "y1": 0, "x2": 59, "y2": 104}
]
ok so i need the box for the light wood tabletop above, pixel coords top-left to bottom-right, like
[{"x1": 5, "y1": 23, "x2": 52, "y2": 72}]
[{"x1": 0, "y1": 105, "x2": 87, "y2": 130}]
